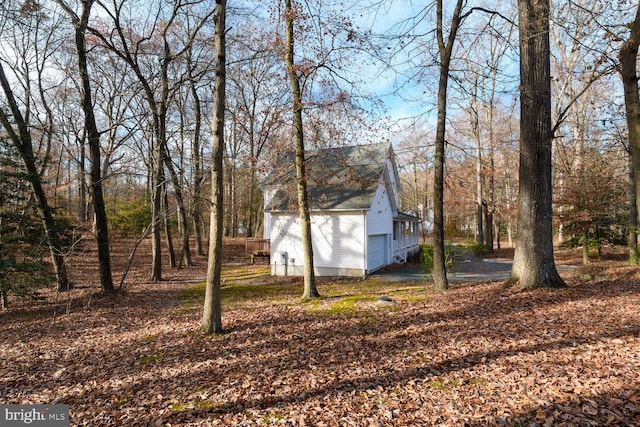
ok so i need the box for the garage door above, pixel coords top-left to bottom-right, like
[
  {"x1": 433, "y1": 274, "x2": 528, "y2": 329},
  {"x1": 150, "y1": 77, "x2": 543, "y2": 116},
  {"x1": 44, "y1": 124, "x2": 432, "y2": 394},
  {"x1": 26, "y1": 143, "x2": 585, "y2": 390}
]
[{"x1": 368, "y1": 234, "x2": 387, "y2": 271}]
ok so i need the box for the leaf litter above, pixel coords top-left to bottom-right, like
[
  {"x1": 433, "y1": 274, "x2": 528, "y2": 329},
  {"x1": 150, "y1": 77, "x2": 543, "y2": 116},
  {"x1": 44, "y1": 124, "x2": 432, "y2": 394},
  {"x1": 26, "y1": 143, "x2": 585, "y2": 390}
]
[{"x1": 1, "y1": 239, "x2": 639, "y2": 426}]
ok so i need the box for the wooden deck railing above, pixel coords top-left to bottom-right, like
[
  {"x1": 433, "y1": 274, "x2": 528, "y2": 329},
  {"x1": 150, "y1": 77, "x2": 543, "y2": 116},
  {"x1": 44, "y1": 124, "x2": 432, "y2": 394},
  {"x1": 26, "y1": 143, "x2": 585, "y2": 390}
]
[{"x1": 246, "y1": 239, "x2": 270, "y2": 255}]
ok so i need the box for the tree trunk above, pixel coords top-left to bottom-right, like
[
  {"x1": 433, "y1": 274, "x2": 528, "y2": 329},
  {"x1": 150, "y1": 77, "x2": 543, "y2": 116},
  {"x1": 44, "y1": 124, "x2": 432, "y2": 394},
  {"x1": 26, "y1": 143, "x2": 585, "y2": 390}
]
[
  {"x1": 202, "y1": 0, "x2": 226, "y2": 335},
  {"x1": 629, "y1": 156, "x2": 639, "y2": 263},
  {"x1": 485, "y1": 66, "x2": 498, "y2": 254},
  {"x1": 162, "y1": 144, "x2": 192, "y2": 267},
  {"x1": 193, "y1": 209, "x2": 204, "y2": 256},
  {"x1": 0, "y1": 64, "x2": 70, "y2": 292},
  {"x1": 620, "y1": 3, "x2": 640, "y2": 266},
  {"x1": 151, "y1": 136, "x2": 163, "y2": 281},
  {"x1": 471, "y1": 76, "x2": 484, "y2": 246},
  {"x1": 162, "y1": 179, "x2": 176, "y2": 268},
  {"x1": 476, "y1": 144, "x2": 484, "y2": 246},
  {"x1": 505, "y1": 0, "x2": 566, "y2": 289},
  {"x1": 582, "y1": 230, "x2": 590, "y2": 265},
  {"x1": 285, "y1": 0, "x2": 319, "y2": 299},
  {"x1": 483, "y1": 206, "x2": 493, "y2": 250},
  {"x1": 229, "y1": 153, "x2": 237, "y2": 237},
  {"x1": 66, "y1": 0, "x2": 114, "y2": 292},
  {"x1": 189, "y1": 61, "x2": 205, "y2": 256},
  {"x1": 432, "y1": 0, "x2": 465, "y2": 291},
  {"x1": 78, "y1": 141, "x2": 87, "y2": 222},
  {"x1": 247, "y1": 164, "x2": 256, "y2": 238},
  {"x1": 433, "y1": 59, "x2": 449, "y2": 291}
]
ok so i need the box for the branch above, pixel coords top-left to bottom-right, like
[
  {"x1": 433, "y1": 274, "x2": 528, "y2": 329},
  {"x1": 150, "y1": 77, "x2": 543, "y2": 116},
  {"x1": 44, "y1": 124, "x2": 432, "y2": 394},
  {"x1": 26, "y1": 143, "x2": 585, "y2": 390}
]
[
  {"x1": 461, "y1": 7, "x2": 516, "y2": 27},
  {"x1": 551, "y1": 63, "x2": 617, "y2": 136}
]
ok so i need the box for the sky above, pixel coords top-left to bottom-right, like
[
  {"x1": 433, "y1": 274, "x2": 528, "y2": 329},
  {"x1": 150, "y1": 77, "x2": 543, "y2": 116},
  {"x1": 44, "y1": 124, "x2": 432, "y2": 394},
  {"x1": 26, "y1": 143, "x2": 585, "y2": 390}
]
[{"x1": 349, "y1": 1, "x2": 437, "y2": 139}]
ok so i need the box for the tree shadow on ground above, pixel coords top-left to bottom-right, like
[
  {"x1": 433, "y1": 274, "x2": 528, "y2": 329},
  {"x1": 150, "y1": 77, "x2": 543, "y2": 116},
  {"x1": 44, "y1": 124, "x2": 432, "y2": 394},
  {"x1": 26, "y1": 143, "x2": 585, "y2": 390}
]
[{"x1": 3, "y1": 252, "x2": 639, "y2": 425}]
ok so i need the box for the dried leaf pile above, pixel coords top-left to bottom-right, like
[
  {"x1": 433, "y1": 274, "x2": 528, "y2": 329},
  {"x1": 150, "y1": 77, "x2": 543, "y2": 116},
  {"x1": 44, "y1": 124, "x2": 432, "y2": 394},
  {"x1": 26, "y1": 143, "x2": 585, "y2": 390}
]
[{"x1": 1, "y1": 240, "x2": 639, "y2": 426}]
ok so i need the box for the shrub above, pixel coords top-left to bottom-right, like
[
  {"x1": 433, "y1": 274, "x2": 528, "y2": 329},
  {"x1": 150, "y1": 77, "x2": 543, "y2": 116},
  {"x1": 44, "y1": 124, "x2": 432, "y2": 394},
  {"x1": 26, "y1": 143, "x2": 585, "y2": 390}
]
[
  {"x1": 0, "y1": 207, "x2": 59, "y2": 308},
  {"x1": 420, "y1": 242, "x2": 458, "y2": 274},
  {"x1": 109, "y1": 198, "x2": 152, "y2": 237},
  {"x1": 464, "y1": 239, "x2": 491, "y2": 256},
  {"x1": 0, "y1": 139, "x2": 56, "y2": 308}
]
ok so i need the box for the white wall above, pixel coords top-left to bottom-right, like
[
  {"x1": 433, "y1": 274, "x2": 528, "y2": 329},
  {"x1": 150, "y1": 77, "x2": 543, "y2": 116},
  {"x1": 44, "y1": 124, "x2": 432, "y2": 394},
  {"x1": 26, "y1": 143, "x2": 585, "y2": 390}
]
[
  {"x1": 366, "y1": 181, "x2": 394, "y2": 271},
  {"x1": 269, "y1": 211, "x2": 366, "y2": 276},
  {"x1": 312, "y1": 213, "x2": 365, "y2": 270},
  {"x1": 366, "y1": 181, "x2": 394, "y2": 236}
]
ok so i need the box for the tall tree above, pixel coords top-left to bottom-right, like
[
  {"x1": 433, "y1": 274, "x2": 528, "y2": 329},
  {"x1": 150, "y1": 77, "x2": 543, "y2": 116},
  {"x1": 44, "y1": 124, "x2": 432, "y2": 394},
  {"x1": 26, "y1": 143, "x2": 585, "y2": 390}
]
[
  {"x1": 201, "y1": 0, "x2": 226, "y2": 334},
  {"x1": 505, "y1": 0, "x2": 565, "y2": 289},
  {"x1": 284, "y1": 0, "x2": 319, "y2": 299},
  {"x1": 620, "y1": 2, "x2": 640, "y2": 265},
  {"x1": 431, "y1": 0, "x2": 468, "y2": 291},
  {"x1": 55, "y1": 0, "x2": 114, "y2": 292},
  {"x1": 0, "y1": 1, "x2": 70, "y2": 292},
  {"x1": 92, "y1": 0, "x2": 168, "y2": 281},
  {"x1": 0, "y1": 63, "x2": 70, "y2": 292},
  {"x1": 549, "y1": 1, "x2": 617, "y2": 247},
  {"x1": 455, "y1": 13, "x2": 515, "y2": 252},
  {"x1": 185, "y1": 46, "x2": 207, "y2": 256}
]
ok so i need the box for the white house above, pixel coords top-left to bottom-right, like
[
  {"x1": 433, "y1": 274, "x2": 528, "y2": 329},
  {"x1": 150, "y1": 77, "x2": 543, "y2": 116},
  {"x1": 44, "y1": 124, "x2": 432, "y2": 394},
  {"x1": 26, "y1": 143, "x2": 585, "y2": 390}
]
[{"x1": 263, "y1": 143, "x2": 420, "y2": 277}]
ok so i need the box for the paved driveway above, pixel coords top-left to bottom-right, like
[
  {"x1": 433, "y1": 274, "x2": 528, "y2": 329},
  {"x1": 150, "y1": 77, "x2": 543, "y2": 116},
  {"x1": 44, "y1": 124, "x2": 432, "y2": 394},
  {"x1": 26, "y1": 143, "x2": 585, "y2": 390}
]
[{"x1": 373, "y1": 253, "x2": 575, "y2": 283}]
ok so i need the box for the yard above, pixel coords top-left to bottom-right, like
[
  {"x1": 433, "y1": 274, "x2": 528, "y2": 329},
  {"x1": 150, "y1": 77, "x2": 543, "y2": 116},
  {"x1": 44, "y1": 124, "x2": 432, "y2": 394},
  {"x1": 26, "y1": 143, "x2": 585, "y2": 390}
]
[{"x1": 1, "y1": 239, "x2": 639, "y2": 425}]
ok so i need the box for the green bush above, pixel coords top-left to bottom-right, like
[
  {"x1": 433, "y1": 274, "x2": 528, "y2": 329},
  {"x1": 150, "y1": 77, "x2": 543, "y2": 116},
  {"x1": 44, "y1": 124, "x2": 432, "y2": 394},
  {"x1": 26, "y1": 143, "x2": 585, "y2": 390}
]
[
  {"x1": 0, "y1": 139, "x2": 56, "y2": 308},
  {"x1": 420, "y1": 242, "x2": 458, "y2": 274},
  {"x1": 0, "y1": 257, "x2": 51, "y2": 307},
  {"x1": 464, "y1": 239, "x2": 491, "y2": 256},
  {"x1": 0, "y1": 208, "x2": 58, "y2": 308},
  {"x1": 109, "y1": 198, "x2": 152, "y2": 237}
]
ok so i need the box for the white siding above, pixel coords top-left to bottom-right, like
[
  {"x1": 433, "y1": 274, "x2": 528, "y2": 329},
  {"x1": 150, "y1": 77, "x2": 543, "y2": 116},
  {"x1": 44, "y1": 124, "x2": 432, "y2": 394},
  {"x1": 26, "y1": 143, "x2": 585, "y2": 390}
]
[
  {"x1": 312, "y1": 213, "x2": 365, "y2": 270},
  {"x1": 269, "y1": 211, "x2": 366, "y2": 275},
  {"x1": 263, "y1": 212, "x2": 272, "y2": 240},
  {"x1": 366, "y1": 182, "x2": 393, "y2": 236},
  {"x1": 365, "y1": 181, "x2": 394, "y2": 271},
  {"x1": 270, "y1": 214, "x2": 300, "y2": 267}
]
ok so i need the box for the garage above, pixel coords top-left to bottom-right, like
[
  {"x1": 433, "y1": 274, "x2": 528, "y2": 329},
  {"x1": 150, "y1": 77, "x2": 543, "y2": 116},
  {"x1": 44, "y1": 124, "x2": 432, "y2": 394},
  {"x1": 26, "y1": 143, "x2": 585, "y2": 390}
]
[{"x1": 367, "y1": 234, "x2": 388, "y2": 272}]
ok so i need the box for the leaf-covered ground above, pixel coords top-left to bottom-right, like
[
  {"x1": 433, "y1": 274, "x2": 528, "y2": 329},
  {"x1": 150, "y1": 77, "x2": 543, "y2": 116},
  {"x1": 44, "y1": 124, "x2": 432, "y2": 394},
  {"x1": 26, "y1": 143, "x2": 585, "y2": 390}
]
[{"x1": 1, "y1": 239, "x2": 639, "y2": 426}]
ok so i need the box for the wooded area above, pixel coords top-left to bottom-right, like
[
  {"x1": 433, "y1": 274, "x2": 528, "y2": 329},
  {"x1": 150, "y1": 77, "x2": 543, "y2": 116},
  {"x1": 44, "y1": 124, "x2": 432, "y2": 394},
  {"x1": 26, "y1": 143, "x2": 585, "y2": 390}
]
[{"x1": 1, "y1": 0, "x2": 640, "y2": 424}]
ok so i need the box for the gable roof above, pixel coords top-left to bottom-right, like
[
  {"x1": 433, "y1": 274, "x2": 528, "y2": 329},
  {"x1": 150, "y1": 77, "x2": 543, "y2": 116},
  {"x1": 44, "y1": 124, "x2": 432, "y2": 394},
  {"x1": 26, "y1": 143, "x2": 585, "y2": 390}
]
[{"x1": 265, "y1": 143, "x2": 394, "y2": 212}]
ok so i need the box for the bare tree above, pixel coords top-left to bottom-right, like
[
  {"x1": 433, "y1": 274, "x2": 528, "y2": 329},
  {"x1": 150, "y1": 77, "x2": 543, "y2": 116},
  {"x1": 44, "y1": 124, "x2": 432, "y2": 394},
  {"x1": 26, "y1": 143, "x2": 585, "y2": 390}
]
[
  {"x1": 621, "y1": 2, "x2": 640, "y2": 266},
  {"x1": 226, "y1": 25, "x2": 287, "y2": 238},
  {"x1": 0, "y1": 62, "x2": 70, "y2": 292},
  {"x1": 454, "y1": 13, "x2": 516, "y2": 252},
  {"x1": 430, "y1": 0, "x2": 471, "y2": 291},
  {"x1": 505, "y1": 0, "x2": 566, "y2": 289},
  {"x1": 284, "y1": 0, "x2": 319, "y2": 299},
  {"x1": 92, "y1": 0, "x2": 214, "y2": 279},
  {"x1": 55, "y1": 0, "x2": 115, "y2": 292},
  {"x1": 0, "y1": 2, "x2": 70, "y2": 291},
  {"x1": 202, "y1": 0, "x2": 226, "y2": 335},
  {"x1": 184, "y1": 46, "x2": 208, "y2": 255}
]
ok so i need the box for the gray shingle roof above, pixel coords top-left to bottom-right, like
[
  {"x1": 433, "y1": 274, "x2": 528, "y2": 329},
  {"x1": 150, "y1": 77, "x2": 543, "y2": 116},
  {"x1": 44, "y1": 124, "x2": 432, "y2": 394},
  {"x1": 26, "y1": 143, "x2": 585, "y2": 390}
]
[{"x1": 265, "y1": 143, "x2": 392, "y2": 212}]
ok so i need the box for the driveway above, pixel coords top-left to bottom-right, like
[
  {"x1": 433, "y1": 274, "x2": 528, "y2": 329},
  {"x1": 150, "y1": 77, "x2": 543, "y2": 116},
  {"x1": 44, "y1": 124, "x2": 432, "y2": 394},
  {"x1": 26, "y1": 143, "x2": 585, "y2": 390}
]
[{"x1": 374, "y1": 253, "x2": 575, "y2": 283}]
